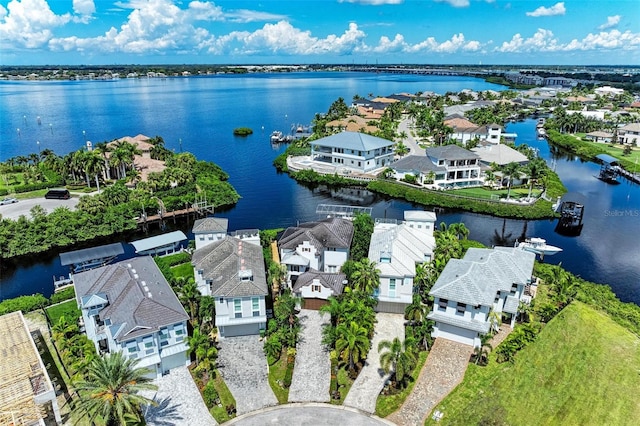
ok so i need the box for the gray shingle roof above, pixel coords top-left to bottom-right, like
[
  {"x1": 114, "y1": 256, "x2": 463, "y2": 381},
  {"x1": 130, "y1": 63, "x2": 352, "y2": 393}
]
[
  {"x1": 471, "y1": 144, "x2": 529, "y2": 166},
  {"x1": 292, "y1": 271, "x2": 346, "y2": 295},
  {"x1": 429, "y1": 247, "x2": 535, "y2": 307},
  {"x1": 310, "y1": 131, "x2": 394, "y2": 151},
  {"x1": 192, "y1": 237, "x2": 268, "y2": 298},
  {"x1": 427, "y1": 145, "x2": 479, "y2": 162},
  {"x1": 192, "y1": 217, "x2": 229, "y2": 234},
  {"x1": 369, "y1": 223, "x2": 435, "y2": 278},
  {"x1": 391, "y1": 155, "x2": 443, "y2": 174},
  {"x1": 278, "y1": 217, "x2": 354, "y2": 253},
  {"x1": 74, "y1": 257, "x2": 188, "y2": 342}
]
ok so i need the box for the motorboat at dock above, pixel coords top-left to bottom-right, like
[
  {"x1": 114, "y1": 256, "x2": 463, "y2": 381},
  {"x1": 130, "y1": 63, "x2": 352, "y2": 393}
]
[{"x1": 516, "y1": 237, "x2": 563, "y2": 258}]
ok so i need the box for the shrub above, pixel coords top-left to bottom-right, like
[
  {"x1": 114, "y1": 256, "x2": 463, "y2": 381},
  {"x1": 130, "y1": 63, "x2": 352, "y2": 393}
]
[
  {"x1": 49, "y1": 287, "x2": 76, "y2": 304},
  {"x1": 283, "y1": 361, "x2": 294, "y2": 388},
  {"x1": 0, "y1": 294, "x2": 49, "y2": 315},
  {"x1": 202, "y1": 380, "x2": 219, "y2": 407}
]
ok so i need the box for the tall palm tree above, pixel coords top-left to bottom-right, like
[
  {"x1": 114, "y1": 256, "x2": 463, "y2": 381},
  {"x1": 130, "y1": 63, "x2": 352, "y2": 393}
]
[
  {"x1": 84, "y1": 150, "x2": 104, "y2": 191},
  {"x1": 405, "y1": 294, "x2": 428, "y2": 326},
  {"x1": 177, "y1": 279, "x2": 201, "y2": 325},
  {"x1": 525, "y1": 157, "x2": 547, "y2": 199},
  {"x1": 501, "y1": 161, "x2": 522, "y2": 199},
  {"x1": 350, "y1": 258, "x2": 380, "y2": 295},
  {"x1": 335, "y1": 321, "x2": 370, "y2": 373},
  {"x1": 378, "y1": 336, "x2": 417, "y2": 389},
  {"x1": 72, "y1": 351, "x2": 157, "y2": 426}
]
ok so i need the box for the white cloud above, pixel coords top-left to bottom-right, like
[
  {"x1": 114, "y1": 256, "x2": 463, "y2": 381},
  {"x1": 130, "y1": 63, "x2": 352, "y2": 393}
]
[
  {"x1": 434, "y1": 0, "x2": 470, "y2": 8},
  {"x1": 73, "y1": 0, "x2": 95, "y2": 16},
  {"x1": 498, "y1": 28, "x2": 560, "y2": 52},
  {"x1": 526, "y1": 2, "x2": 565, "y2": 17},
  {"x1": 564, "y1": 30, "x2": 640, "y2": 51},
  {"x1": 598, "y1": 15, "x2": 620, "y2": 30},
  {"x1": 405, "y1": 33, "x2": 482, "y2": 53},
  {"x1": 0, "y1": 0, "x2": 71, "y2": 48},
  {"x1": 373, "y1": 34, "x2": 406, "y2": 53},
  {"x1": 225, "y1": 9, "x2": 289, "y2": 23}
]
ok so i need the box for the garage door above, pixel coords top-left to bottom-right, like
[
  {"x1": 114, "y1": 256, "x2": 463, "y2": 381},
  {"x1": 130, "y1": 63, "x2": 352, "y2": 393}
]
[
  {"x1": 161, "y1": 352, "x2": 189, "y2": 374},
  {"x1": 303, "y1": 298, "x2": 328, "y2": 310},
  {"x1": 434, "y1": 322, "x2": 477, "y2": 346},
  {"x1": 221, "y1": 323, "x2": 262, "y2": 338}
]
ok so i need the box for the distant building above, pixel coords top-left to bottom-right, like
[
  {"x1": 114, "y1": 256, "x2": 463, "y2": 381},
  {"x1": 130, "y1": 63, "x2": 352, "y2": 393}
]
[
  {"x1": 594, "y1": 86, "x2": 624, "y2": 97},
  {"x1": 75, "y1": 257, "x2": 190, "y2": 378},
  {"x1": 310, "y1": 132, "x2": 395, "y2": 173},
  {"x1": 584, "y1": 131, "x2": 614, "y2": 144},
  {"x1": 619, "y1": 123, "x2": 640, "y2": 146}
]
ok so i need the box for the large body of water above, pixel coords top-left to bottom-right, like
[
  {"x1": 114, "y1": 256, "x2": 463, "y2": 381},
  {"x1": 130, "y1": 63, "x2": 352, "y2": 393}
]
[{"x1": 1, "y1": 72, "x2": 638, "y2": 304}]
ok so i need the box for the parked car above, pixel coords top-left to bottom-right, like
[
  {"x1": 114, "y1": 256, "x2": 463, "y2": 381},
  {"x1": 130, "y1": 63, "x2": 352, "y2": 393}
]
[
  {"x1": 44, "y1": 189, "x2": 71, "y2": 200},
  {"x1": 0, "y1": 197, "x2": 18, "y2": 205}
]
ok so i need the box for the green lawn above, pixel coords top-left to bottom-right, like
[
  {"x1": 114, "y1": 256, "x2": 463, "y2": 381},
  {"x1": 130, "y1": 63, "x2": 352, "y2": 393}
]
[
  {"x1": 451, "y1": 186, "x2": 541, "y2": 200},
  {"x1": 267, "y1": 355, "x2": 290, "y2": 404},
  {"x1": 209, "y1": 370, "x2": 237, "y2": 423},
  {"x1": 375, "y1": 350, "x2": 428, "y2": 417},
  {"x1": 170, "y1": 263, "x2": 194, "y2": 280},
  {"x1": 46, "y1": 299, "x2": 81, "y2": 325},
  {"x1": 579, "y1": 139, "x2": 640, "y2": 167},
  {"x1": 426, "y1": 302, "x2": 640, "y2": 425}
]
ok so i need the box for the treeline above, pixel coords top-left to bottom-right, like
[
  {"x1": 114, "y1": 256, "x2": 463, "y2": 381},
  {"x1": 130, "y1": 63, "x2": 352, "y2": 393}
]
[{"x1": 0, "y1": 286, "x2": 75, "y2": 315}]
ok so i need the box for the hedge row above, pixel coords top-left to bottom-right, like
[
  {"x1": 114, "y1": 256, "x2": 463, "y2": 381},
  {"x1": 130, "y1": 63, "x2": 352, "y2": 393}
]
[{"x1": 0, "y1": 286, "x2": 76, "y2": 316}]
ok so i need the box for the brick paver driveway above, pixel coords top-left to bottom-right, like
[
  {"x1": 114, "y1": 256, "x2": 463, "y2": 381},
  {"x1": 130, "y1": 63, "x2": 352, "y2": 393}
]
[
  {"x1": 217, "y1": 335, "x2": 278, "y2": 415},
  {"x1": 289, "y1": 309, "x2": 331, "y2": 403}
]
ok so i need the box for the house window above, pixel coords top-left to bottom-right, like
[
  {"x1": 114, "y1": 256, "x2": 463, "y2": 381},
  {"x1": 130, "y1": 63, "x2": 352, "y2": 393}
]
[
  {"x1": 252, "y1": 298, "x2": 260, "y2": 317},
  {"x1": 438, "y1": 298, "x2": 448, "y2": 311},
  {"x1": 312, "y1": 285, "x2": 321, "y2": 292},
  {"x1": 389, "y1": 279, "x2": 396, "y2": 298},
  {"x1": 219, "y1": 297, "x2": 224, "y2": 303},
  {"x1": 160, "y1": 340, "x2": 169, "y2": 347},
  {"x1": 456, "y1": 302, "x2": 466, "y2": 315},
  {"x1": 234, "y1": 299, "x2": 242, "y2": 318},
  {"x1": 144, "y1": 338, "x2": 154, "y2": 348},
  {"x1": 302, "y1": 247, "x2": 310, "y2": 253}
]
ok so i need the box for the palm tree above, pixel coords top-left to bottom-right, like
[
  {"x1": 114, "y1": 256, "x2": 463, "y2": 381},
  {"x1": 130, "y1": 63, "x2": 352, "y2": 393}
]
[
  {"x1": 501, "y1": 161, "x2": 522, "y2": 199},
  {"x1": 84, "y1": 150, "x2": 104, "y2": 191},
  {"x1": 472, "y1": 334, "x2": 492, "y2": 366},
  {"x1": 525, "y1": 157, "x2": 547, "y2": 199},
  {"x1": 350, "y1": 258, "x2": 380, "y2": 295},
  {"x1": 448, "y1": 222, "x2": 470, "y2": 240},
  {"x1": 378, "y1": 336, "x2": 418, "y2": 389},
  {"x1": 176, "y1": 279, "x2": 201, "y2": 325},
  {"x1": 72, "y1": 351, "x2": 157, "y2": 426},
  {"x1": 488, "y1": 309, "x2": 502, "y2": 335},
  {"x1": 405, "y1": 294, "x2": 428, "y2": 326},
  {"x1": 188, "y1": 327, "x2": 217, "y2": 373},
  {"x1": 335, "y1": 321, "x2": 370, "y2": 373}
]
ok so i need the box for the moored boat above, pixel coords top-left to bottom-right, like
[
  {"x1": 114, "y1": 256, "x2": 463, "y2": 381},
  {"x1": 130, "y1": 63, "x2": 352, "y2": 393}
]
[{"x1": 516, "y1": 237, "x2": 562, "y2": 256}]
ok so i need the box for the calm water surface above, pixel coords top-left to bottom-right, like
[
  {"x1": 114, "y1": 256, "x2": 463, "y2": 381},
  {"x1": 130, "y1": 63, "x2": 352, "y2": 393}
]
[{"x1": 0, "y1": 73, "x2": 638, "y2": 303}]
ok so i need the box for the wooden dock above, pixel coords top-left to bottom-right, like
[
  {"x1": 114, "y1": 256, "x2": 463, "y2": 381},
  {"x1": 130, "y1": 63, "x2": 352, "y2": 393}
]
[{"x1": 137, "y1": 207, "x2": 197, "y2": 227}]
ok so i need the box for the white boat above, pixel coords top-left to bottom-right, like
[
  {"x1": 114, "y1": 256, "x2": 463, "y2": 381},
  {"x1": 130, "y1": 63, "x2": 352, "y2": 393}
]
[
  {"x1": 517, "y1": 237, "x2": 562, "y2": 256},
  {"x1": 270, "y1": 130, "x2": 284, "y2": 143}
]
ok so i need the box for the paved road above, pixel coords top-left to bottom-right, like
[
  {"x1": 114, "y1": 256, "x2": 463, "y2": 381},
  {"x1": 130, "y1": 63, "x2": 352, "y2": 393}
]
[
  {"x1": 344, "y1": 313, "x2": 405, "y2": 414},
  {"x1": 217, "y1": 335, "x2": 278, "y2": 416},
  {"x1": 289, "y1": 309, "x2": 331, "y2": 403},
  {"x1": 0, "y1": 197, "x2": 79, "y2": 220},
  {"x1": 398, "y1": 117, "x2": 426, "y2": 156},
  {"x1": 226, "y1": 403, "x2": 395, "y2": 426}
]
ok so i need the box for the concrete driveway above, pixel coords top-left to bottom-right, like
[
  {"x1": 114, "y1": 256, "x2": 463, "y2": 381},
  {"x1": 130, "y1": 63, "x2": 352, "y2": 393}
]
[
  {"x1": 0, "y1": 197, "x2": 79, "y2": 220},
  {"x1": 398, "y1": 117, "x2": 426, "y2": 156},
  {"x1": 343, "y1": 313, "x2": 405, "y2": 414},
  {"x1": 142, "y1": 366, "x2": 217, "y2": 426},
  {"x1": 217, "y1": 335, "x2": 278, "y2": 415},
  {"x1": 288, "y1": 309, "x2": 331, "y2": 403}
]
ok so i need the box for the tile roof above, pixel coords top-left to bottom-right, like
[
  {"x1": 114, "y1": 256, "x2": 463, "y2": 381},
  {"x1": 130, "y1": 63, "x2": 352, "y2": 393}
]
[
  {"x1": 310, "y1": 131, "x2": 394, "y2": 152},
  {"x1": 74, "y1": 257, "x2": 188, "y2": 342},
  {"x1": 292, "y1": 271, "x2": 346, "y2": 294},
  {"x1": 391, "y1": 155, "x2": 443, "y2": 173},
  {"x1": 369, "y1": 223, "x2": 435, "y2": 278},
  {"x1": 192, "y1": 217, "x2": 229, "y2": 233},
  {"x1": 192, "y1": 237, "x2": 268, "y2": 298},
  {"x1": 427, "y1": 145, "x2": 480, "y2": 161},
  {"x1": 429, "y1": 247, "x2": 535, "y2": 307},
  {"x1": 278, "y1": 217, "x2": 354, "y2": 252},
  {"x1": 471, "y1": 144, "x2": 529, "y2": 166}
]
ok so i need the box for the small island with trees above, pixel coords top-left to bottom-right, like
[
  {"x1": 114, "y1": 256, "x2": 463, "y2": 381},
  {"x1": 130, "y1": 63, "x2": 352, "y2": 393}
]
[{"x1": 233, "y1": 127, "x2": 254, "y2": 136}]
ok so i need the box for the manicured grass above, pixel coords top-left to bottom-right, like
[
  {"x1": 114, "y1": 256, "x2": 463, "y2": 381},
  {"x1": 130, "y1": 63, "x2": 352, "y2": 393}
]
[
  {"x1": 209, "y1": 369, "x2": 237, "y2": 423},
  {"x1": 12, "y1": 189, "x2": 49, "y2": 199},
  {"x1": 331, "y1": 367, "x2": 355, "y2": 405},
  {"x1": 170, "y1": 262, "x2": 194, "y2": 280},
  {"x1": 426, "y1": 302, "x2": 640, "y2": 425},
  {"x1": 451, "y1": 186, "x2": 541, "y2": 200},
  {"x1": 375, "y1": 350, "x2": 428, "y2": 417},
  {"x1": 46, "y1": 299, "x2": 81, "y2": 325},
  {"x1": 267, "y1": 355, "x2": 290, "y2": 404}
]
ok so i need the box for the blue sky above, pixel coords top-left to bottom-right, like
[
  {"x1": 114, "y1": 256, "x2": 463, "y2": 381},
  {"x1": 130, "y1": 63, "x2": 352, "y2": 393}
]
[{"x1": 0, "y1": 0, "x2": 638, "y2": 66}]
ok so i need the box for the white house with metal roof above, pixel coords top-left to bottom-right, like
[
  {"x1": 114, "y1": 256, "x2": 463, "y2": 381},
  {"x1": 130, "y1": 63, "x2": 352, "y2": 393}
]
[
  {"x1": 192, "y1": 217, "x2": 229, "y2": 250},
  {"x1": 130, "y1": 230, "x2": 187, "y2": 256},
  {"x1": 310, "y1": 131, "x2": 395, "y2": 173},
  {"x1": 369, "y1": 211, "x2": 436, "y2": 313},
  {"x1": 278, "y1": 217, "x2": 354, "y2": 289},
  {"x1": 192, "y1": 237, "x2": 268, "y2": 338},
  {"x1": 74, "y1": 256, "x2": 190, "y2": 378},
  {"x1": 428, "y1": 247, "x2": 535, "y2": 347}
]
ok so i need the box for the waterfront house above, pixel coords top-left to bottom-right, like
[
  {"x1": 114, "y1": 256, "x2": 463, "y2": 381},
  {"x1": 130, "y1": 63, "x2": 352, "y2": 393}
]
[
  {"x1": 310, "y1": 132, "x2": 395, "y2": 173},
  {"x1": 584, "y1": 131, "x2": 614, "y2": 144},
  {"x1": 425, "y1": 145, "x2": 482, "y2": 188},
  {"x1": 278, "y1": 217, "x2": 354, "y2": 288},
  {"x1": 619, "y1": 123, "x2": 640, "y2": 146},
  {"x1": 390, "y1": 155, "x2": 445, "y2": 186},
  {"x1": 444, "y1": 116, "x2": 503, "y2": 146},
  {"x1": 471, "y1": 142, "x2": 529, "y2": 167},
  {"x1": 74, "y1": 256, "x2": 190, "y2": 378},
  {"x1": 368, "y1": 211, "x2": 436, "y2": 313},
  {"x1": 428, "y1": 247, "x2": 535, "y2": 347},
  {"x1": 193, "y1": 217, "x2": 229, "y2": 250},
  {"x1": 292, "y1": 271, "x2": 347, "y2": 310},
  {"x1": 325, "y1": 115, "x2": 379, "y2": 134},
  {"x1": 192, "y1": 236, "x2": 268, "y2": 338}
]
